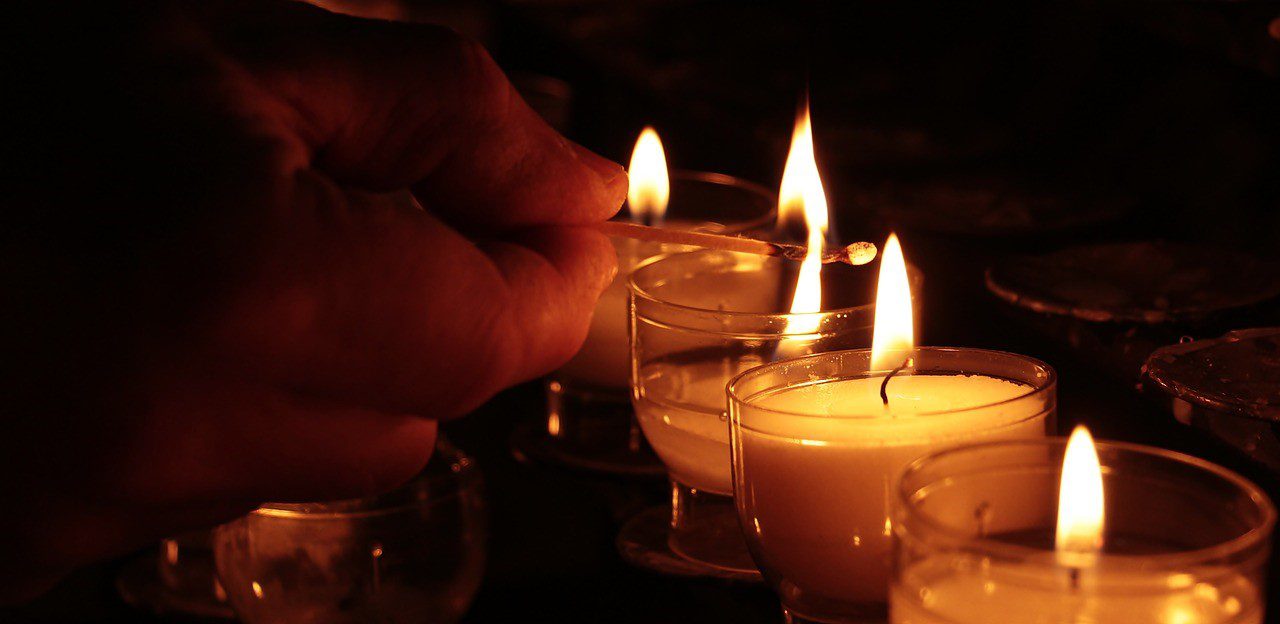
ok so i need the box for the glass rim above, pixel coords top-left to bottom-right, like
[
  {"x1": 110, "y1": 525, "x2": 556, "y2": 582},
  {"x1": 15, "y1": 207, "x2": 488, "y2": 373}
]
[
  {"x1": 670, "y1": 169, "x2": 776, "y2": 206},
  {"x1": 250, "y1": 446, "x2": 479, "y2": 520},
  {"x1": 629, "y1": 248, "x2": 909, "y2": 323},
  {"x1": 895, "y1": 436, "x2": 1277, "y2": 566},
  {"x1": 618, "y1": 169, "x2": 778, "y2": 233},
  {"x1": 251, "y1": 490, "x2": 468, "y2": 520},
  {"x1": 727, "y1": 346, "x2": 1056, "y2": 419}
]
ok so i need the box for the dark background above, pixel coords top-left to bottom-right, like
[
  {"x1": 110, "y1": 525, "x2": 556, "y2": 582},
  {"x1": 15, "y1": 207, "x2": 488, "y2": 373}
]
[{"x1": 7, "y1": 1, "x2": 1280, "y2": 622}]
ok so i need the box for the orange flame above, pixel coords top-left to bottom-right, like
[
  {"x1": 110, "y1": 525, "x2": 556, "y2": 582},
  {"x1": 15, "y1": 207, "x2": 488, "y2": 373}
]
[
  {"x1": 1057, "y1": 425, "x2": 1105, "y2": 564},
  {"x1": 627, "y1": 126, "x2": 670, "y2": 224},
  {"x1": 782, "y1": 104, "x2": 829, "y2": 334},
  {"x1": 870, "y1": 233, "x2": 914, "y2": 371}
]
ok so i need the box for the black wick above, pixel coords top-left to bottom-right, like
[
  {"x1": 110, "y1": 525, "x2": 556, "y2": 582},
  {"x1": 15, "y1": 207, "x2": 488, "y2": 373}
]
[{"x1": 879, "y1": 356, "x2": 912, "y2": 406}]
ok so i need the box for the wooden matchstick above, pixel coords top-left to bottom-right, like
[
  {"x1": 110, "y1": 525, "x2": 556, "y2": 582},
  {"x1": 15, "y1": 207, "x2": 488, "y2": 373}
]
[{"x1": 596, "y1": 221, "x2": 878, "y2": 266}]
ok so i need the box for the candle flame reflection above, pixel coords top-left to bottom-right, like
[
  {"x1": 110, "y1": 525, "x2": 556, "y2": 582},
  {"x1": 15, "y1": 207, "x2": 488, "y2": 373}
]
[
  {"x1": 870, "y1": 233, "x2": 914, "y2": 371},
  {"x1": 780, "y1": 102, "x2": 829, "y2": 348},
  {"x1": 627, "y1": 126, "x2": 670, "y2": 225},
  {"x1": 1056, "y1": 425, "x2": 1105, "y2": 564}
]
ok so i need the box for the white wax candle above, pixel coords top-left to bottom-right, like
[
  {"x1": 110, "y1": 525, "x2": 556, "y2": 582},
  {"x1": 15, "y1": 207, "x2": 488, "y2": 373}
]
[
  {"x1": 737, "y1": 373, "x2": 1048, "y2": 608},
  {"x1": 561, "y1": 223, "x2": 739, "y2": 390},
  {"x1": 635, "y1": 357, "x2": 769, "y2": 494},
  {"x1": 891, "y1": 558, "x2": 1260, "y2": 624}
]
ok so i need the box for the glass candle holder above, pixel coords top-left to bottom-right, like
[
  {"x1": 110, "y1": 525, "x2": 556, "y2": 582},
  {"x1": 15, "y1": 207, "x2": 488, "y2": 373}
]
[
  {"x1": 727, "y1": 347, "x2": 1055, "y2": 622},
  {"x1": 626, "y1": 249, "x2": 908, "y2": 576},
  {"x1": 891, "y1": 438, "x2": 1275, "y2": 624},
  {"x1": 212, "y1": 439, "x2": 486, "y2": 624},
  {"x1": 515, "y1": 170, "x2": 775, "y2": 476},
  {"x1": 116, "y1": 529, "x2": 235, "y2": 619}
]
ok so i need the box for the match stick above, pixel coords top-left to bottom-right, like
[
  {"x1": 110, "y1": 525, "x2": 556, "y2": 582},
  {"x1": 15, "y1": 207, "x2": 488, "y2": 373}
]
[{"x1": 596, "y1": 221, "x2": 878, "y2": 266}]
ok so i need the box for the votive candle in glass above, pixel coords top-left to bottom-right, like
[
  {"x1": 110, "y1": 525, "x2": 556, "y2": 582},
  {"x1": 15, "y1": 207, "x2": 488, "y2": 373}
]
[
  {"x1": 728, "y1": 347, "x2": 1055, "y2": 621},
  {"x1": 890, "y1": 437, "x2": 1274, "y2": 624},
  {"x1": 628, "y1": 249, "x2": 911, "y2": 574}
]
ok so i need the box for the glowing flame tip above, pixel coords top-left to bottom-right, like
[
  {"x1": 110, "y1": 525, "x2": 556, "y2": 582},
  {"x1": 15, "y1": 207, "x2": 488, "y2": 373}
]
[
  {"x1": 870, "y1": 233, "x2": 914, "y2": 370},
  {"x1": 1056, "y1": 425, "x2": 1105, "y2": 559},
  {"x1": 779, "y1": 102, "x2": 830, "y2": 352},
  {"x1": 627, "y1": 126, "x2": 670, "y2": 224},
  {"x1": 778, "y1": 106, "x2": 829, "y2": 239}
]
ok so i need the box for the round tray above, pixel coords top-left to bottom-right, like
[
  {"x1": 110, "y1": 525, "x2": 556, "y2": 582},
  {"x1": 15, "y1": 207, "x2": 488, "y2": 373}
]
[
  {"x1": 1144, "y1": 328, "x2": 1280, "y2": 423},
  {"x1": 986, "y1": 241, "x2": 1280, "y2": 324}
]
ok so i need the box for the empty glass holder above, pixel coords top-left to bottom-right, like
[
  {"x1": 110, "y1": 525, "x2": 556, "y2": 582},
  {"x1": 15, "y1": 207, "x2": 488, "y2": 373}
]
[{"x1": 213, "y1": 438, "x2": 486, "y2": 624}]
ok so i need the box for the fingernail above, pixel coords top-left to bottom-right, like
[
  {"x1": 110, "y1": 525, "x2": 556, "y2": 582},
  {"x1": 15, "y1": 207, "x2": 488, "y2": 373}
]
[{"x1": 572, "y1": 142, "x2": 626, "y2": 188}]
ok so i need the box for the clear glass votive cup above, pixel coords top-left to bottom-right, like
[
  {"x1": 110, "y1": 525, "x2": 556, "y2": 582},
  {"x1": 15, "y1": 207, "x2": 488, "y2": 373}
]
[
  {"x1": 537, "y1": 170, "x2": 776, "y2": 475},
  {"x1": 115, "y1": 529, "x2": 235, "y2": 619},
  {"x1": 628, "y1": 249, "x2": 906, "y2": 574},
  {"x1": 727, "y1": 347, "x2": 1056, "y2": 622},
  {"x1": 890, "y1": 438, "x2": 1275, "y2": 624},
  {"x1": 212, "y1": 439, "x2": 486, "y2": 624}
]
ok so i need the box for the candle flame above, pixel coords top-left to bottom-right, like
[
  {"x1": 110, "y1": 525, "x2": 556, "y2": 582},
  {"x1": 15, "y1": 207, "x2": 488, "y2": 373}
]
[
  {"x1": 778, "y1": 104, "x2": 830, "y2": 242},
  {"x1": 1056, "y1": 425, "x2": 1105, "y2": 563},
  {"x1": 627, "y1": 126, "x2": 670, "y2": 224},
  {"x1": 780, "y1": 103, "x2": 829, "y2": 344},
  {"x1": 870, "y1": 233, "x2": 914, "y2": 371}
]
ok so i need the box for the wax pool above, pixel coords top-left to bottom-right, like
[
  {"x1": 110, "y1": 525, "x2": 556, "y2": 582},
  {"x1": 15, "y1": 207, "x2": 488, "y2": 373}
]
[
  {"x1": 735, "y1": 373, "x2": 1049, "y2": 612},
  {"x1": 890, "y1": 558, "x2": 1260, "y2": 624}
]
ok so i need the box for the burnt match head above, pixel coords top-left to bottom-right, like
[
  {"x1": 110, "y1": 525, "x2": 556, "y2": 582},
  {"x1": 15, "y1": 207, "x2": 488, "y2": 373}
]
[
  {"x1": 839, "y1": 241, "x2": 878, "y2": 266},
  {"x1": 789, "y1": 240, "x2": 878, "y2": 265}
]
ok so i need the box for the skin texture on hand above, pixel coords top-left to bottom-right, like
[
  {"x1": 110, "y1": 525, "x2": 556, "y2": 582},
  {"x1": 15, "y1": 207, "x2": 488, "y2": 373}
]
[{"x1": 0, "y1": 1, "x2": 624, "y2": 600}]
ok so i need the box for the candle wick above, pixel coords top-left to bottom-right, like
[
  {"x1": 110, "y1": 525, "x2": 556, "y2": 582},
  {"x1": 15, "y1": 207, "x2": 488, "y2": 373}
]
[
  {"x1": 879, "y1": 356, "x2": 911, "y2": 406},
  {"x1": 1069, "y1": 567, "x2": 1081, "y2": 591}
]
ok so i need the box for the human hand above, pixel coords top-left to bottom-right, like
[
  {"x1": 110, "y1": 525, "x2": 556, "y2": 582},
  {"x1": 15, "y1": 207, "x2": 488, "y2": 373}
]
[{"x1": 1, "y1": 0, "x2": 623, "y2": 599}]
